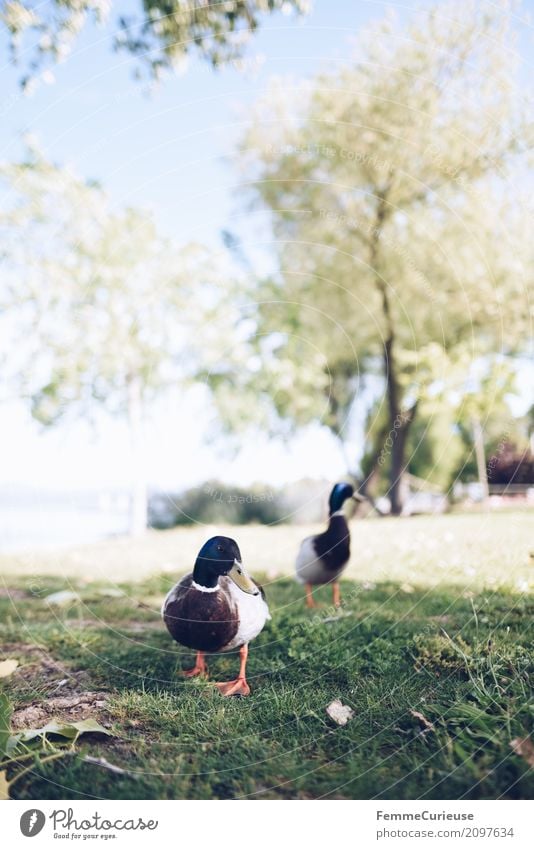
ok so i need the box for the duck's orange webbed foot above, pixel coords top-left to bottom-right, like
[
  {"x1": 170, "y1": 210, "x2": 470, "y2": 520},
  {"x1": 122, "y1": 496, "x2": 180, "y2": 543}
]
[
  {"x1": 181, "y1": 651, "x2": 208, "y2": 678},
  {"x1": 214, "y1": 678, "x2": 251, "y2": 697},
  {"x1": 213, "y1": 645, "x2": 251, "y2": 697}
]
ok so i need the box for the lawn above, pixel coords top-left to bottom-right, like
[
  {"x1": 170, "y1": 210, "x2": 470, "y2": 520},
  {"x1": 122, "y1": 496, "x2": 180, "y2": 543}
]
[{"x1": 0, "y1": 511, "x2": 533, "y2": 800}]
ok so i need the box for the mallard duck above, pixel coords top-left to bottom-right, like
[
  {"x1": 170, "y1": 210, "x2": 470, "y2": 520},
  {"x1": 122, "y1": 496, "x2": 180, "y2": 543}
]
[
  {"x1": 295, "y1": 482, "x2": 359, "y2": 608},
  {"x1": 162, "y1": 535, "x2": 270, "y2": 696}
]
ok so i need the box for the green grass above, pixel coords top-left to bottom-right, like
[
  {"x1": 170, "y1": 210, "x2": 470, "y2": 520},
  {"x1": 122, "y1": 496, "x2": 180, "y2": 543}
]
[{"x1": 0, "y1": 511, "x2": 533, "y2": 800}]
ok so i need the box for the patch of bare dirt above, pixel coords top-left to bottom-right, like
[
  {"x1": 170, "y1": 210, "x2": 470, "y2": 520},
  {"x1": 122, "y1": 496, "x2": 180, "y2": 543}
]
[
  {"x1": 26, "y1": 663, "x2": 93, "y2": 696},
  {"x1": 3, "y1": 642, "x2": 111, "y2": 729},
  {"x1": 3, "y1": 642, "x2": 102, "y2": 708},
  {"x1": 12, "y1": 692, "x2": 109, "y2": 730}
]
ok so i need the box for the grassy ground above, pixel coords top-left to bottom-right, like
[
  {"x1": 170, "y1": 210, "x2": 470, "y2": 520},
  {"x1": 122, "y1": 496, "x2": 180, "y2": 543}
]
[{"x1": 0, "y1": 511, "x2": 533, "y2": 800}]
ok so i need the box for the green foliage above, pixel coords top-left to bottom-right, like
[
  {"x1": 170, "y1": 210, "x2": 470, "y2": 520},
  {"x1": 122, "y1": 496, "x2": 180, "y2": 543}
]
[
  {"x1": 0, "y1": 691, "x2": 12, "y2": 761},
  {"x1": 451, "y1": 358, "x2": 527, "y2": 484},
  {"x1": 215, "y1": 0, "x2": 532, "y2": 480},
  {"x1": 0, "y1": 148, "x2": 216, "y2": 423},
  {"x1": 149, "y1": 480, "x2": 285, "y2": 528},
  {"x1": 413, "y1": 633, "x2": 473, "y2": 673},
  {"x1": 406, "y1": 405, "x2": 465, "y2": 490},
  {"x1": 0, "y1": 151, "x2": 224, "y2": 423},
  {"x1": 1, "y1": 0, "x2": 308, "y2": 89},
  {"x1": 117, "y1": 0, "x2": 308, "y2": 78},
  {"x1": 0, "y1": 146, "x2": 230, "y2": 532}
]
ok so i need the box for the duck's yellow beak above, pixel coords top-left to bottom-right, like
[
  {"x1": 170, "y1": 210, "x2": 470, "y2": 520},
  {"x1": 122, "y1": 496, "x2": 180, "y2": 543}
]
[{"x1": 228, "y1": 560, "x2": 259, "y2": 596}]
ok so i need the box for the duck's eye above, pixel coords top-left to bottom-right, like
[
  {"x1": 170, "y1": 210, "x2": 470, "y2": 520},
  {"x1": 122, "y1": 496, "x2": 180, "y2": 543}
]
[{"x1": 217, "y1": 545, "x2": 223, "y2": 552}]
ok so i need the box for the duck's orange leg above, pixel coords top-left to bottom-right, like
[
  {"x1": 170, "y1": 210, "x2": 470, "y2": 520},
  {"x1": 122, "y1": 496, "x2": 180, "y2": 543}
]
[
  {"x1": 214, "y1": 644, "x2": 251, "y2": 696},
  {"x1": 182, "y1": 651, "x2": 208, "y2": 678},
  {"x1": 305, "y1": 583, "x2": 318, "y2": 608},
  {"x1": 332, "y1": 582, "x2": 341, "y2": 608}
]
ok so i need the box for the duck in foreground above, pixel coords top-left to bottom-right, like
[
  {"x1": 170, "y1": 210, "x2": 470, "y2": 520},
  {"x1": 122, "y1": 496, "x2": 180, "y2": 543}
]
[
  {"x1": 295, "y1": 482, "x2": 360, "y2": 608},
  {"x1": 162, "y1": 536, "x2": 270, "y2": 696}
]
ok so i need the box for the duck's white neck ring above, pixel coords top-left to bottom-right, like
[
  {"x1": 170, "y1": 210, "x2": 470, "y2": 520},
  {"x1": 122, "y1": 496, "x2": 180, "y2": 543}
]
[
  {"x1": 330, "y1": 509, "x2": 346, "y2": 517},
  {"x1": 191, "y1": 580, "x2": 219, "y2": 593}
]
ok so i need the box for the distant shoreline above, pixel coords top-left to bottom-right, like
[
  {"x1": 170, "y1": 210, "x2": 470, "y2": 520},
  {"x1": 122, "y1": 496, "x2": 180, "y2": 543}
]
[{"x1": 0, "y1": 504, "x2": 129, "y2": 551}]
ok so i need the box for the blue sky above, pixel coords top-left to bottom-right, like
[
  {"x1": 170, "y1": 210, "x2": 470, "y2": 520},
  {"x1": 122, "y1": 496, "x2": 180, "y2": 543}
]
[
  {"x1": 1, "y1": 0, "x2": 386, "y2": 247},
  {"x1": 1, "y1": 0, "x2": 533, "y2": 494}
]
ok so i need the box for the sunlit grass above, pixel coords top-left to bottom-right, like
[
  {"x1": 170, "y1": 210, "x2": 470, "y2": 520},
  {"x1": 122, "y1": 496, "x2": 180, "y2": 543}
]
[
  {"x1": 1, "y1": 510, "x2": 532, "y2": 591},
  {"x1": 0, "y1": 511, "x2": 532, "y2": 799}
]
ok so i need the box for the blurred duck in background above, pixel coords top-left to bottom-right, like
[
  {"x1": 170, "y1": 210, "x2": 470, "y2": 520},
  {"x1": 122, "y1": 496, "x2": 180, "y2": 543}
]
[{"x1": 295, "y1": 482, "x2": 361, "y2": 608}]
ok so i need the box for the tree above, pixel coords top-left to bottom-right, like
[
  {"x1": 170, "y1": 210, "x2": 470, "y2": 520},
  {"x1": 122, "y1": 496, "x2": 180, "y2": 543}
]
[
  {"x1": 452, "y1": 357, "x2": 524, "y2": 491},
  {"x1": 222, "y1": 0, "x2": 532, "y2": 513},
  {"x1": 1, "y1": 0, "x2": 308, "y2": 89},
  {"x1": 0, "y1": 147, "x2": 220, "y2": 534}
]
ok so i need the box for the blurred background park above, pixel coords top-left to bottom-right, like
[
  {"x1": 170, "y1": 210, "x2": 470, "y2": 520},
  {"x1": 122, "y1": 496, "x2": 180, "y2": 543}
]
[{"x1": 0, "y1": 0, "x2": 533, "y2": 553}]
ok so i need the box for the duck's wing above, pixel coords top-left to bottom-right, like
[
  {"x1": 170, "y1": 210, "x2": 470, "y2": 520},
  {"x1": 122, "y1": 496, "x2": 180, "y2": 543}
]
[
  {"x1": 160, "y1": 573, "x2": 193, "y2": 618},
  {"x1": 221, "y1": 576, "x2": 271, "y2": 646},
  {"x1": 295, "y1": 534, "x2": 322, "y2": 583},
  {"x1": 251, "y1": 577, "x2": 271, "y2": 620},
  {"x1": 314, "y1": 516, "x2": 350, "y2": 572},
  {"x1": 252, "y1": 578, "x2": 267, "y2": 602}
]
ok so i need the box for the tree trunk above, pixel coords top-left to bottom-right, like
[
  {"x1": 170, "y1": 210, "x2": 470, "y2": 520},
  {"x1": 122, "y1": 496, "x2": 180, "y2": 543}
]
[
  {"x1": 355, "y1": 421, "x2": 390, "y2": 515},
  {"x1": 369, "y1": 192, "x2": 419, "y2": 515},
  {"x1": 471, "y1": 415, "x2": 489, "y2": 501},
  {"x1": 383, "y1": 338, "x2": 418, "y2": 515},
  {"x1": 127, "y1": 374, "x2": 148, "y2": 536},
  {"x1": 389, "y1": 404, "x2": 417, "y2": 515}
]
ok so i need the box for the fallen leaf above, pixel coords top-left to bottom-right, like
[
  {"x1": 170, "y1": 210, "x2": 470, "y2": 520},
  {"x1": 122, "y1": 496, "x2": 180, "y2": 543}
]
[
  {"x1": 15, "y1": 717, "x2": 113, "y2": 746},
  {"x1": 0, "y1": 692, "x2": 13, "y2": 759},
  {"x1": 69, "y1": 718, "x2": 113, "y2": 736},
  {"x1": 0, "y1": 659, "x2": 18, "y2": 678},
  {"x1": 326, "y1": 699, "x2": 355, "y2": 726},
  {"x1": 410, "y1": 709, "x2": 435, "y2": 730},
  {"x1": 510, "y1": 737, "x2": 534, "y2": 767},
  {"x1": 45, "y1": 590, "x2": 81, "y2": 606}
]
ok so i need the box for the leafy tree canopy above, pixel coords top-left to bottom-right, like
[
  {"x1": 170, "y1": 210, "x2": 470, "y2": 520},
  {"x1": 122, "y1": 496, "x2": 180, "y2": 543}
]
[
  {"x1": 0, "y1": 145, "x2": 220, "y2": 421},
  {"x1": 215, "y1": 0, "x2": 532, "y2": 509},
  {"x1": 1, "y1": 0, "x2": 308, "y2": 89}
]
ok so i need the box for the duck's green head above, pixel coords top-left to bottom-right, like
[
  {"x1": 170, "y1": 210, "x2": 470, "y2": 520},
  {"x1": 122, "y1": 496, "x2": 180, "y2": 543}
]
[
  {"x1": 328, "y1": 482, "x2": 355, "y2": 516},
  {"x1": 193, "y1": 535, "x2": 259, "y2": 595}
]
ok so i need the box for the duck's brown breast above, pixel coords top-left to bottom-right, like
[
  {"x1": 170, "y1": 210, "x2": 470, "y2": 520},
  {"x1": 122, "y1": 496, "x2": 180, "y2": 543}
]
[{"x1": 163, "y1": 574, "x2": 239, "y2": 653}]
